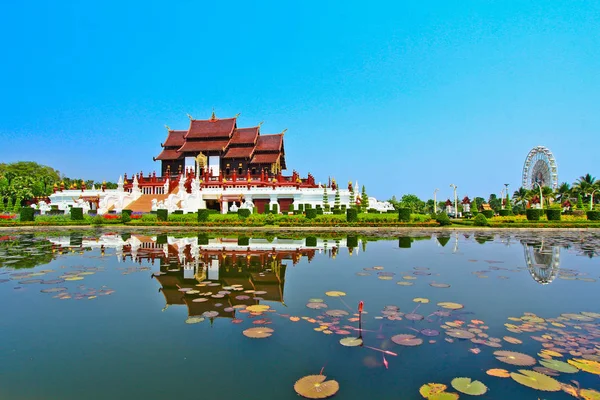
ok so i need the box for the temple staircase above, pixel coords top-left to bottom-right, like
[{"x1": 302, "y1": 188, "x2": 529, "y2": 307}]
[{"x1": 125, "y1": 187, "x2": 180, "y2": 213}]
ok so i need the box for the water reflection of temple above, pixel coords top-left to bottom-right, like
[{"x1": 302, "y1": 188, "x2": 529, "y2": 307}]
[
  {"x1": 522, "y1": 240, "x2": 560, "y2": 285},
  {"x1": 46, "y1": 234, "x2": 358, "y2": 319}
]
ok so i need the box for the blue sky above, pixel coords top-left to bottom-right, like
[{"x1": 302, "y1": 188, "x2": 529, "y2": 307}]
[{"x1": 1, "y1": 1, "x2": 598, "y2": 201}]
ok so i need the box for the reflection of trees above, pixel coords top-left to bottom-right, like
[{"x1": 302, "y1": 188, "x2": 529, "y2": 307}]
[
  {"x1": 0, "y1": 235, "x2": 56, "y2": 269},
  {"x1": 522, "y1": 240, "x2": 560, "y2": 285}
]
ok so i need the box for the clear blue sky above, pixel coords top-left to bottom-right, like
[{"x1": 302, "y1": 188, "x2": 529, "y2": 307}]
[{"x1": 1, "y1": 1, "x2": 598, "y2": 201}]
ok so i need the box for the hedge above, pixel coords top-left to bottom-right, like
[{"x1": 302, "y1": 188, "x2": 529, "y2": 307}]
[
  {"x1": 587, "y1": 210, "x2": 600, "y2": 221},
  {"x1": 526, "y1": 209, "x2": 542, "y2": 221},
  {"x1": 398, "y1": 237, "x2": 412, "y2": 248},
  {"x1": 156, "y1": 234, "x2": 167, "y2": 245},
  {"x1": 316, "y1": 208, "x2": 324, "y2": 215},
  {"x1": 347, "y1": 235, "x2": 358, "y2": 248},
  {"x1": 306, "y1": 208, "x2": 317, "y2": 219},
  {"x1": 122, "y1": 209, "x2": 132, "y2": 223},
  {"x1": 436, "y1": 212, "x2": 451, "y2": 226},
  {"x1": 157, "y1": 209, "x2": 168, "y2": 221},
  {"x1": 346, "y1": 208, "x2": 358, "y2": 222},
  {"x1": 272, "y1": 204, "x2": 279, "y2": 214},
  {"x1": 70, "y1": 207, "x2": 84, "y2": 221},
  {"x1": 172, "y1": 210, "x2": 183, "y2": 214},
  {"x1": 19, "y1": 207, "x2": 35, "y2": 222},
  {"x1": 197, "y1": 234, "x2": 209, "y2": 245},
  {"x1": 238, "y1": 209, "x2": 251, "y2": 219},
  {"x1": 298, "y1": 204, "x2": 304, "y2": 212},
  {"x1": 332, "y1": 206, "x2": 342, "y2": 215},
  {"x1": 397, "y1": 208, "x2": 411, "y2": 222},
  {"x1": 473, "y1": 213, "x2": 489, "y2": 226},
  {"x1": 305, "y1": 236, "x2": 317, "y2": 247},
  {"x1": 198, "y1": 209, "x2": 210, "y2": 222},
  {"x1": 481, "y1": 210, "x2": 494, "y2": 218},
  {"x1": 545, "y1": 209, "x2": 561, "y2": 221},
  {"x1": 498, "y1": 209, "x2": 513, "y2": 217}
]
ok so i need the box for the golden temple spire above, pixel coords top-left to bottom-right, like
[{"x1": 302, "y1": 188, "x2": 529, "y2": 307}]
[
  {"x1": 234, "y1": 113, "x2": 241, "y2": 118},
  {"x1": 210, "y1": 108, "x2": 217, "y2": 121},
  {"x1": 187, "y1": 113, "x2": 193, "y2": 120},
  {"x1": 164, "y1": 124, "x2": 171, "y2": 131}
]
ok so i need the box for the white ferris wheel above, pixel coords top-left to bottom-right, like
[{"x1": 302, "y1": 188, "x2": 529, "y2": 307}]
[{"x1": 522, "y1": 146, "x2": 558, "y2": 190}]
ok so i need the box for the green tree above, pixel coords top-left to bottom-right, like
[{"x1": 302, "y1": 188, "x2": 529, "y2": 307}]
[
  {"x1": 322, "y1": 187, "x2": 329, "y2": 209},
  {"x1": 512, "y1": 187, "x2": 529, "y2": 208},
  {"x1": 555, "y1": 182, "x2": 571, "y2": 204},
  {"x1": 488, "y1": 194, "x2": 501, "y2": 212},
  {"x1": 577, "y1": 193, "x2": 584, "y2": 209},
  {"x1": 399, "y1": 194, "x2": 425, "y2": 214},
  {"x1": 471, "y1": 197, "x2": 478, "y2": 213},
  {"x1": 361, "y1": 186, "x2": 369, "y2": 212},
  {"x1": 5, "y1": 197, "x2": 13, "y2": 212},
  {"x1": 505, "y1": 193, "x2": 512, "y2": 210},
  {"x1": 349, "y1": 184, "x2": 355, "y2": 209},
  {"x1": 334, "y1": 188, "x2": 341, "y2": 208}
]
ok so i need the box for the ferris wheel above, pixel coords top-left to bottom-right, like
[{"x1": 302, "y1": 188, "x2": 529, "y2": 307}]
[{"x1": 522, "y1": 146, "x2": 558, "y2": 190}]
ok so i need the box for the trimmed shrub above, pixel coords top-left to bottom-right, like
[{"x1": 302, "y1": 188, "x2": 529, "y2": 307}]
[
  {"x1": 298, "y1": 204, "x2": 304, "y2": 212},
  {"x1": 526, "y1": 208, "x2": 542, "y2": 221},
  {"x1": 398, "y1": 237, "x2": 412, "y2": 248},
  {"x1": 197, "y1": 234, "x2": 209, "y2": 245},
  {"x1": 172, "y1": 210, "x2": 183, "y2": 214},
  {"x1": 305, "y1": 204, "x2": 312, "y2": 210},
  {"x1": 19, "y1": 207, "x2": 35, "y2": 222},
  {"x1": 316, "y1": 208, "x2": 324, "y2": 215},
  {"x1": 324, "y1": 205, "x2": 331, "y2": 212},
  {"x1": 332, "y1": 206, "x2": 342, "y2": 215},
  {"x1": 306, "y1": 208, "x2": 317, "y2": 219},
  {"x1": 473, "y1": 213, "x2": 489, "y2": 226},
  {"x1": 435, "y1": 212, "x2": 451, "y2": 226},
  {"x1": 237, "y1": 236, "x2": 250, "y2": 246},
  {"x1": 397, "y1": 208, "x2": 411, "y2": 222},
  {"x1": 347, "y1": 235, "x2": 358, "y2": 248},
  {"x1": 122, "y1": 209, "x2": 132, "y2": 223},
  {"x1": 157, "y1": 209, "x2": 168, "y2": 221},
  {"x1": 70, "y1": 207, "x2": 84, "y2": 221},
  {"x1": 91, "y1": 215, "x2": 103, "y2": 225},
  {"x1": 545, "y1": 209, "x2": 561, "y2": 221},
  {"x1": 305, "y1": 236, "x2": 317, "y2": 247},
  {"x1": 367, "y1": 208, "x2": 378, "y2": 213},
  {"x1": 156, "y1": 234, "x2": 167, "y2": 245},
  {"x1": 587, "y1": 210, "x2": 600, "y2": 221},
  {"x1": 272, "y1": 204, "x2": 279, "y2": 214},
  {"x1": 198, "y1": 209, "x2": 210, "y2": 222},
  {"x1": 481, "y1": 210, "x2": 494, "y2": 218},
  {"x1": 288, "y1": 204, "x2": 294, "y2": 212},
  {"x1": 346, "y1": 208, "x2": 358, "y2": 222},
  {"x1": 238, "y1": 209, "x2": 251, "y2": 219},
  {"x1": 498, "y1": 209, "x2": 513, "y2": 217}
]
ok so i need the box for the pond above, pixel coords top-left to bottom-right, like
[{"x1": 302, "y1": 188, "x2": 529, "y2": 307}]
[{"x1": 0, "y1": 231, "x2": 599, "y2": 399}]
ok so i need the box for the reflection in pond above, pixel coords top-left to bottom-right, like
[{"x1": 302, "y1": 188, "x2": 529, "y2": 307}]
[
  {"x1": 1, "y1": 231, "x2": 599, "y2": 400},
  {"x1": 522, "y1": 240, "x2": 561, "y2": 285}
]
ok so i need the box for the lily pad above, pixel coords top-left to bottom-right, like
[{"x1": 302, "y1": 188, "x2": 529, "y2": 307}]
[
  {"x1": 451, "y1": 377, "x2": 488, "y2": 395},
  {"x1": 509, "y1": 369, "x2": 561, "y2": 391},
  {"x1": 494, "y1": 351, "x2": 536, "y2": 366},
  {"x1": 243, "y1": 327, "x2": 274, "y2": 338},
  {"x1": 294, "y1": 375, "x2": 339, "y2": 399},
  {"x1": 419, "y1": 383, "x2": 447, "y2": 397},
  {"x1": 325, "y1": 291, "x2": 346, "y2": 297},
  {"x1": 339, "y1": 337, "x2": 363, "y2": 347},
  {"x1": 437, "y1": 302, "x2": 464, "y2": 310},
  {"x1": 391, "y1": 334, "x2": 423, "y2": 346},
  {"x1": 539, "y1": 359, "x2": 579, "y2": 373},
  {"x1": 486, "y1": 368, "x2": 510, "y2": 378}
]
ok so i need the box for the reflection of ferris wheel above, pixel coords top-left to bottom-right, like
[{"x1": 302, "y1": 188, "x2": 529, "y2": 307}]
[
  {"x1": 522, "y1": 146, "x2": 558, "y2": 190},
  {"x1": 523, "y1": 241, "x2": 560, "y2": 285}
]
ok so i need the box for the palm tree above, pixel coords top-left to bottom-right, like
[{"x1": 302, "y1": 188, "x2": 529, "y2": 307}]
[
  {"x1": 541, "y1": 186, "x2": 554, "y2": 207},
  {"x1": 513, "y1": 187, "x2": 529, "y2": 208},
  {"x1": 573, "y1": 174, "x2": 596, "y2": 201},
  {"x1": 555, "y1": 182, "x2": 571, "y2": 204}
]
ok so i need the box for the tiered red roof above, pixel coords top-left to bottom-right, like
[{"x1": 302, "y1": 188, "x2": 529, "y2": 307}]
[{"x1": 155, "y1": 115, "x2": 286, "y2": 168}]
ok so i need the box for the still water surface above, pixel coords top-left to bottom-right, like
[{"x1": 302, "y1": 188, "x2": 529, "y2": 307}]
[{"x1": 0, "y1": 231, "x2": 599, "y2": 399}]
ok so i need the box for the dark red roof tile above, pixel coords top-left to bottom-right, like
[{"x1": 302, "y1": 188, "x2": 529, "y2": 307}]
[
  {"x1": 229, "y1": 127, "x2": 259, "y2": 145},
  {"x1": 162, "y1": 130, "x2": 186, "y2": 147},
  {"x1": 155, "y1": 149, "x2": 183, "y2": 160},
  {"x1": 177, "y1": 140, "x2": 229, "y2": 153},
  {"x1": 185, "y1": 118, "x2": 236, "y2": 139},
  {"x1": 250, "y1": 153, "x2": 281, "y2": 164},
  {"x1": 255, "y1": 134, "x2": 283, "y2": 152},
  {"x1": 223, "y1": 147, "x2": 254, "y2": 159}
]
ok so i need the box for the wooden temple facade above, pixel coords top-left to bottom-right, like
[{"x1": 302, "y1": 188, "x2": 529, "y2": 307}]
[{"x1": 154, "y1": 112, "x2": 286, "y2": 179}]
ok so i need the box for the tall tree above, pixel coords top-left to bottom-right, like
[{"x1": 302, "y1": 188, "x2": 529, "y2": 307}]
[{"x1": 361, "y1": 186, "x2": 369, "y2": 212}]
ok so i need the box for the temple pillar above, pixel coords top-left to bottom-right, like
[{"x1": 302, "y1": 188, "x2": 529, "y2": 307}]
[{"x1": 221, "y1": 200, "x2": 228, "y2": 214}]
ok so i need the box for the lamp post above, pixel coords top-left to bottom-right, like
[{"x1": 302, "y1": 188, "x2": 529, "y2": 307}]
[
  {"x1": 433, "y1": 188, "x2": 439, "y2": 214},
  {"x1": 449, "y1": 184, "x2": 458, "y2": 218},
  {"x1": 500, "y1": 188, "x2": 505, "y2": 210},
  {"x1": 533, "y1": 182, "x2": 543, "y2": 209},
  {"x1": 504, "y1": 183, "x2": 510, "y2": 209},
  {"x1": 590, "y1": 189, "x2": 598, "y2": 211}
]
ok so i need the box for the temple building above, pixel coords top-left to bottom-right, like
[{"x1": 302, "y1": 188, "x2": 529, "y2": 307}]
[
  {"x1": 45, "y1": 112, "x2": 395, "y2": 214},
  {"x1": 155, "y1": 113, "x2": 286, "y2": 179}
]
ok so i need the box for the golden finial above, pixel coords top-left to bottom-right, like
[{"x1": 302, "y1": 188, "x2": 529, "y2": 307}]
[
  {"x1": 234, "y1": 113, "x2": 241, "y2": 118},
  {"x1": 258, "y1": 121, "x2": 264, "y2": 127},
  {"x1": 281, "y1": 128, "x2": 287, "y2": 134},
  {"x1": 187, "y1": 113, "x2": 193, "y2": 120},
  {"x1": 210, "y1": 108, "x2": 217, "y2": 121},
  {"x1": 165, "y1": 124, "x2": 171, "y2": 131}
]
